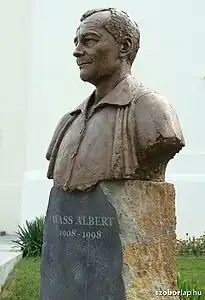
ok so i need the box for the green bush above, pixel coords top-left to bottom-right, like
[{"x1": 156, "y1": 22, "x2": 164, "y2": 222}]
[
  {"x1": 13, "y1": 216, "x2": 45, "y2": 257},
  {"x1": 177, "y1": 233, "x2": 205, "y2": 257}
]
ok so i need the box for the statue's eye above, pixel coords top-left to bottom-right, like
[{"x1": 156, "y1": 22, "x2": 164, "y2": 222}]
[
  {"x1": 83, "y1": 38, "x2": 97, "y2": 46},
  {"x1": 84, "y1": 38, "x2": 93, "y2": 42}
]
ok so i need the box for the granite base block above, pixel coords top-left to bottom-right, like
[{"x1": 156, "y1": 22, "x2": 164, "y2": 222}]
[
  {"x1": 100, "y1": 180, "x2": 179, "y2": 300},
  {"x1": 40, "y1": 180, "x2": 179, "y2": 300}
]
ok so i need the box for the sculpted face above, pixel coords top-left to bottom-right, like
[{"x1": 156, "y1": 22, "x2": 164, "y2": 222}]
[{"x1": 73, "y1": 11, "x2": 122, "y2": 85}]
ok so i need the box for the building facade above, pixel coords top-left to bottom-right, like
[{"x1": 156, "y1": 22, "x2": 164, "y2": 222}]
[{"x1": 0, "y1": 0, "x2": 205, "y2": 238}]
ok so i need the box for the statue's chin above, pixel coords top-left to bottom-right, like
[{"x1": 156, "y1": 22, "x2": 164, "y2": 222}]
[
  {"x1": 79, "y1": 71, "x2": 95, "y2": 84},
  {"x1": 79, "y1": 71, "x2": 89, "y2": 82},
  {"x1": 80, "y1": 75, "x2": 88, "y2": 82}
]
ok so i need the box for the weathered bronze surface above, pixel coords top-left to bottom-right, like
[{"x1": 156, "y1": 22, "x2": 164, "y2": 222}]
[{"x1": 46, "y1": 8, "x2": 185, "y2": 191}]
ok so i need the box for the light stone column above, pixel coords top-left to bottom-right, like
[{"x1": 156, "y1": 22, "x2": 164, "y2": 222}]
[{"x1": 100, "y1": 180, "x2": 179, "y2": 300}]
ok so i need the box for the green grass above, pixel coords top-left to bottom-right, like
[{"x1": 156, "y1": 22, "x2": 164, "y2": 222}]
[
  {"x1": 177, "y1": 256, "x2": 205, "y2": 285},
  {"x1": 0, "y1": 256, "x2": 205, "y2": 299},
  {"x1": 0, "y1": 257, "x2": 40, "y2": 300}
]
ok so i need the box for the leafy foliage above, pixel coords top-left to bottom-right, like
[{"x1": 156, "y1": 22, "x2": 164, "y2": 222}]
[
  {"x1": 177, "y1": 233, "x2": 205, "y2": 257},
  {"x1": 177, "y1": 272, "x2": 205, "y2": 299},
  {"x1": 13, "y1": 216, "x2": 45, "y2": 257}
]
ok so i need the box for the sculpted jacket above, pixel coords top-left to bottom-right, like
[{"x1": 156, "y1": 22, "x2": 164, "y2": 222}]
[{"x1": 46, "y1": 75, "x2": 185, "y2": 191}]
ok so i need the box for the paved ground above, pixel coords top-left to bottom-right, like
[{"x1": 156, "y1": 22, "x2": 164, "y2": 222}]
[
  {"x1": 0, "y1": 235, "x2": 22, "y2": 291},
  {"x1": 0, "y1": 235, "x2": 19, "y2": 252},
  {"x1": 0, "y1": 235, "x2": 21, "y2": 265}
]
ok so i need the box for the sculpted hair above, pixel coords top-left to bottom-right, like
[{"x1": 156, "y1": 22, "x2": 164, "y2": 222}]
[{"x1": 80, "y1": 8, "x2": 140, "y2": 65}]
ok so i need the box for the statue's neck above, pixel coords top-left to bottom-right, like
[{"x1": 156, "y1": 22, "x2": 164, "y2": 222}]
[{"x1": 94, "y1": 70, "x2": 131, "y2": 104}]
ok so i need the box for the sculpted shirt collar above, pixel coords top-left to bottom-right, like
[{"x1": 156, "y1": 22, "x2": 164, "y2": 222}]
[{"x1": 69, "y1": 75, "x2": 139, "y2": 115}]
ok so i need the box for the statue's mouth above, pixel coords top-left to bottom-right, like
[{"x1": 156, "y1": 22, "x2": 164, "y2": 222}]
[{"x1": 78, "y1": 62, "x2": 91, "y2": 67}]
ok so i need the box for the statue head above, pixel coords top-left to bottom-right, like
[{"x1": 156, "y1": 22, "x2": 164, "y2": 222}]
[{"x1": 73, "y1": 8, "x2": 140, "y2": 85}]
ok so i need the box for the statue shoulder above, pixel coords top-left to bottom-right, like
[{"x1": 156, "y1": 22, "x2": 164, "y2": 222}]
[
  {"x1": 135, "y1": 85, "x2": 176, "y2": 119},
  {"x1": 134, "y1": 84, "x2": 170, "y2": 109},
  {"x1": 133, "y1": 85, "x2": 185, "y2": 148},
  {"x1": 56, "y1": 112, "x2": 73, "y2": 129},
  {"x1": 45, "y1": 112, "x2": 77, "y2": 161},
  {"x1": 133, "y1": 85, "x2": 177, "y2": 124}
]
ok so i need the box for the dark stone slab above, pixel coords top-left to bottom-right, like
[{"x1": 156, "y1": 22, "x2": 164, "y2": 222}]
[{"x1": 40, "y1": 185, "x2": 125, "y2": 300}]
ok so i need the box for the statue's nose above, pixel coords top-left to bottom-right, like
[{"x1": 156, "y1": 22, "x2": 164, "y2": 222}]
[{"x1": 73, "y1": 44, "x2": 85, "y2": 57}]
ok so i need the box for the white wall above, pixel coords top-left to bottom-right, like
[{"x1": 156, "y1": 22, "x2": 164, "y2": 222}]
[
  {"x1": 0, "y1": 0, "x2": 33, "y2": 234},
  {"x1": 1, "y1": 0, "x2": 205, "y2": 238}
]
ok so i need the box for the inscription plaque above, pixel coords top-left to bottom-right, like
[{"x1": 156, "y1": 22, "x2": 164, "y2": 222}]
[{"x1": 40, "y1": 185, "x2": 126, "y2": 300}]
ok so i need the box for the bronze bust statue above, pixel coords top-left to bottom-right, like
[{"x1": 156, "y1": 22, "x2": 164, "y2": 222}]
[
  {"x1": 46, "y1": 8, "x2": 185, "y2": 191},
  {"x1": 40, "y1": 8, "x2": 185, "y2": 300}
]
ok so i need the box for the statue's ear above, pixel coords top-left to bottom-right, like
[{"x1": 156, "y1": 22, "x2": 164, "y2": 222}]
[{"x1": 119, "y1": 37, "x2": 132, "y2": 59}]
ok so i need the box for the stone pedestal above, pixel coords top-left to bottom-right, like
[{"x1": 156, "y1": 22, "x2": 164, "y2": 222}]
[
  {"x1": 40, "y1": 180, "x2": 179, "y2": 300},
  {"x1": 100, "y1": 180, "x2": 179, "y2": 300}
]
